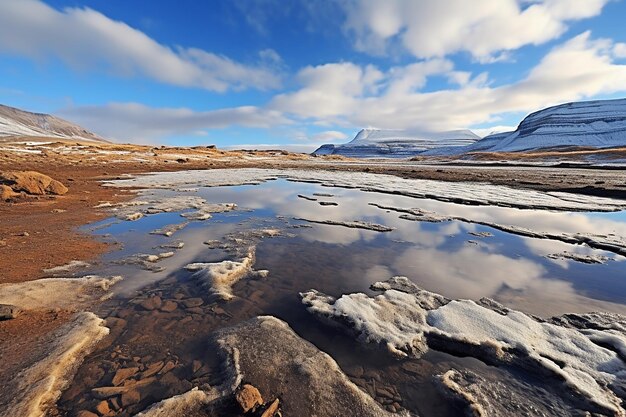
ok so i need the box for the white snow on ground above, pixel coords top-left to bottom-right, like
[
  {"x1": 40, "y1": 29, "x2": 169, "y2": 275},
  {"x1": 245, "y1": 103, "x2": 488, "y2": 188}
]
[
  {"x1": 103, "y1": 168, "x2": 626, "y2": 212},
  {"x1": 302, "y1": 277, "x2": 626, "y2": 416},
  {"x1": 184, "y1": 247, "x2": 256, "y2": 300},
  {"x1": 136, "y1": 387, "x2": 221, "y2": 417},
  {"x1": 0, "y1": 275, "x2": 122, "y2": 310},
  {"x1": 42, "y1": 260, "x2": 91, "y2": 276},
  {"x1": 0, "y1": 312, "x2": 109, "y2": 417},
  {"x1": 104, "y1": 195, "x2": 237, "y2": 221}
]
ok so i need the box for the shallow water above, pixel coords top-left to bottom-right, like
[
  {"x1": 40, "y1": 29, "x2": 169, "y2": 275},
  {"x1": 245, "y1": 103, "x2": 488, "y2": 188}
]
[{"x1": 60, "y1": 176, "x2": 626, "y2": 416}]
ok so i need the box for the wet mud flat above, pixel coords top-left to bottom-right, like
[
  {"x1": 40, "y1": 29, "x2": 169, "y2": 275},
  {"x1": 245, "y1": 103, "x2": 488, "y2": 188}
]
[{"x1": 2, "y1": 168, "x2": 626, "y2": 417}]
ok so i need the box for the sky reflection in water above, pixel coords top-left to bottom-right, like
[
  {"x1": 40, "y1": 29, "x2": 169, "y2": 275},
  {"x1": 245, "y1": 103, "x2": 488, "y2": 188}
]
[{"x1": 90, "y1": 178, "x2": 626, "y2": 317}]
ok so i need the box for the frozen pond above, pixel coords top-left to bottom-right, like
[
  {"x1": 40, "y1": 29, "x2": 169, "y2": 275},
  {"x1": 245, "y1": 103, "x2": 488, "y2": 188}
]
[{"x1": 53, "y1": 169, "x2": 626, "y2": 416}]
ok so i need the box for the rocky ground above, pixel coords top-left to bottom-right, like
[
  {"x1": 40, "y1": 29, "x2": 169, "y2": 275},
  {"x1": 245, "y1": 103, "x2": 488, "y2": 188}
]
[{"x1": 2, "y1": 136, "x2": 626, "y2": 416}]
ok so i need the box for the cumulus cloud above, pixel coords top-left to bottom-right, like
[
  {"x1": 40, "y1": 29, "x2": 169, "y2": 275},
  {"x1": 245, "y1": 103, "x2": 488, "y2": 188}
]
[
  {"x1": 0, "y1": 0, "x2": 281, "y2": 92},
  {"x1": 341, "y1": 0, "x2": 610, "y2": 60},
  {"x1": 271, "y1": 32, "x2": 626, "y2": 131},
  {"x1": 60, "y1": 102, "x2": 289, "y2": 142}
]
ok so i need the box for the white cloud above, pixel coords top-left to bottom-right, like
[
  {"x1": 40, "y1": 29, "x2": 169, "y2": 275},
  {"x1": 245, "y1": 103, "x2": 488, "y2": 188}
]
[
  {"x1": 310, "y1": 130, "x2": 350, "y2": 142},
  {"x1": 270, "y1": 62, "x2": 384, "y2": 119},
  {"x1": 60, "y1": 102, "x2": 289, "y2": 143},
  {"x1": 341, "y1": 0, "x2": 610, "y2": 60},
  {"x1": 0, "y1": 0, "x2": 281, "y2": 92},
  {"x1": 271, "y1": 32, "x2": 626, "y2": 131}
]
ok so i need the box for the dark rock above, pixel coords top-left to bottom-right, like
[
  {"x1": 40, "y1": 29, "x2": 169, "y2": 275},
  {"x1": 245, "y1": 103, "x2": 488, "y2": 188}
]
[{"x1": 0, "y1": 304, "x2": 21, "y2": 320}]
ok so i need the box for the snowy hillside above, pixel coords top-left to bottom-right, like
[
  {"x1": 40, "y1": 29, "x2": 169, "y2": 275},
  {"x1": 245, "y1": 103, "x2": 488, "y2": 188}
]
[
  {"x1": 313, "y1": 128, "x2": 479, "y2": 158},
  {"x1": 425, "y1": 98, "x2": 626, "y2": 156},
  {"x1": 0, "y1": 104, "x2": 105, "y2": 142}
]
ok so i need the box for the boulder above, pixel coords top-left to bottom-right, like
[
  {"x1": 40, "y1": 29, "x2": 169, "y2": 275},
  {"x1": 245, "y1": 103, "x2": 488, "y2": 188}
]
[
  {"x1": 0, "y1": 184, "x2": 19, "y2": 200},
  {"x1": 0, "y1": 171, "x2": 68, "y2": 195}
]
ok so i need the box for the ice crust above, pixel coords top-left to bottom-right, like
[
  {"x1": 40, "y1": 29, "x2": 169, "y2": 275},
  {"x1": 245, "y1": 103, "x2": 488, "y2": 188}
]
[
  {"x1": 104, "y1": 168, "x2": 626, "y2": 212},
  {"x1": 104, "y1": 195, "x2": 236, "y2": 222},
  {"x1": 0, "y1": 275, "x2": 122, "y2": 310},
  {"x1": 184, "y1": 247, "x2": 256, "y2": 301},
  {"x1": 369, "y1": 202, "x2": 626, "y2": 257},
  {"x1": 302, "y1": 277, "x2": 626, "y2": 416},
  {"x1": 0, "y1": 312, "x2": 109, "y2": 417},
  {"x1": 139, "y1": 316, "x2": 399, "y2": 417}
]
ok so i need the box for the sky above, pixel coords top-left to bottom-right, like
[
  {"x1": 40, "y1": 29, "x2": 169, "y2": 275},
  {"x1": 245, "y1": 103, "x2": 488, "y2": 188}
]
[{"x1": 1, "y1": 0, "x2": 626, "y2": 151}]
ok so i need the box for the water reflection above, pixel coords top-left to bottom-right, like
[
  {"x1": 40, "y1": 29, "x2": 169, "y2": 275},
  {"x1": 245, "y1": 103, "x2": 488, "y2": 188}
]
[{"x1": 91, "y1": 179, "x2": 626, "y2": 318}]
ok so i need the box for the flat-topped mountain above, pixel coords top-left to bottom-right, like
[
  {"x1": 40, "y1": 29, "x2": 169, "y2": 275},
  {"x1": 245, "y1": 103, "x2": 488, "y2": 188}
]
[
  {"x1": 425, "y1": 98, "x2": 626, "y2": 156},
  {"x1": 314, "y1": 128, "x2": 479, "y2": 158},
  {"x1": 0, "y1": 104, "x2": 106, "y2": 142}
]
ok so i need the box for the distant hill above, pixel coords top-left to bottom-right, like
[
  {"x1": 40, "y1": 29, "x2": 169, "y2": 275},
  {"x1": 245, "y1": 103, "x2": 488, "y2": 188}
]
[
  {"x1": 313, "y1": 128, "x2": 479, "y2": 158},
  {"x1": 0, "y1": 104, "x2": 106, "y2": 142},
  {"x1": 424, "y1": 98, "x2": 626, "y2": 156}
]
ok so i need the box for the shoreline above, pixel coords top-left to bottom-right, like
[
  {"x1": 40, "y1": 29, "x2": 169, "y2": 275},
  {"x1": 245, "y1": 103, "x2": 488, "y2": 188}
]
[{"x1": 1, "y1": 146, "x2": 626, "y2": 416}]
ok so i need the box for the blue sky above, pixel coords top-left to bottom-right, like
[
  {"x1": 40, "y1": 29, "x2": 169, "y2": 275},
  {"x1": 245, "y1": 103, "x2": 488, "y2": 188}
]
[{"x1": 1, "y1": 0, "x2": 626, "y2": 150}]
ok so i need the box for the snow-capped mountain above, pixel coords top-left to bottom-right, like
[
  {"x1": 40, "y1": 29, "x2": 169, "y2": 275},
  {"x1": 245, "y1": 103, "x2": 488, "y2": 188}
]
[
  {"x1": 424, "y1": 98, "x2": 626, "y2": 156},
  {"x1": 313, "y1": 128, "x2": 479, "y2": 158},
  {"x1": 0, "y1": 104, "x2": 106, "y2": 142}
]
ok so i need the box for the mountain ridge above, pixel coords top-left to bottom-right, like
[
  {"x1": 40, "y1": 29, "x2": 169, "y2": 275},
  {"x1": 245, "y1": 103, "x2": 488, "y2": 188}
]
[{"x1": 0, "y1": 104, "x2": 106, "y2": 143}]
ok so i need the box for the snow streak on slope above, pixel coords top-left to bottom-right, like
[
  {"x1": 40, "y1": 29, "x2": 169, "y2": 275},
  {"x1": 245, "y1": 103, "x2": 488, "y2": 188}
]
[
  {"x1": 0, "y1": 104, "x2": 105, "y2": 142},
  {"x1": 424, "y1": 98, "x2": 626, "y2": 156}
]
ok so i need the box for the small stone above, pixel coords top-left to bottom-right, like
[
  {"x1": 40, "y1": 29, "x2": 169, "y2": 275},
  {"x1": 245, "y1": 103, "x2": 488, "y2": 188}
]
[
  {"x1": 182, "y1": 298, "x2": 203, "y2": 308},
  {"x1": 112, "y1": 367, "x2": 139, "y2": 386},
  {"x1": 261, "y1": 398, "x2": 280, "y2": 417},
  {"x1": 235, "y1": 384, "x2": 263, "y2": 413},
  {"x1": 186, "y1": 307, "x2": 203, "y2": 314},
  {"x1": 139, "y1": 296, "x2": 162, "y2": 311},
  {"x1": 160, "y1": 300, "x2": 177, "y2": 312},
  {"x1": 91, "y1": 386, "x2": 127, "y2": 399},
  {"x1": 0, "y1": 304, "x2": 21, "y2": 320},
  {"x1": 159, "y1": 361, "x2": 176, "y2": 375},
  {"x1": 121, "y1": 389, "x2": 141, "y2": 407},
  {"x1": 95, "y1": 400, "x2": 110, "y2": 415},
  {"x1": 141, "y1": 361, "x2": 164, "y2": 379}
]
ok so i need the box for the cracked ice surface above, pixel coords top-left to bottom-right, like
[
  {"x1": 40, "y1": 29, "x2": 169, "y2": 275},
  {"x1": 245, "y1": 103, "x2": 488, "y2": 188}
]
[
  {"x1": 103, "y1": 168, "x2": 626, "y2": 212},
  {"x1": 302, "y1": 277, "x2": 626, "y2": 416}
]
